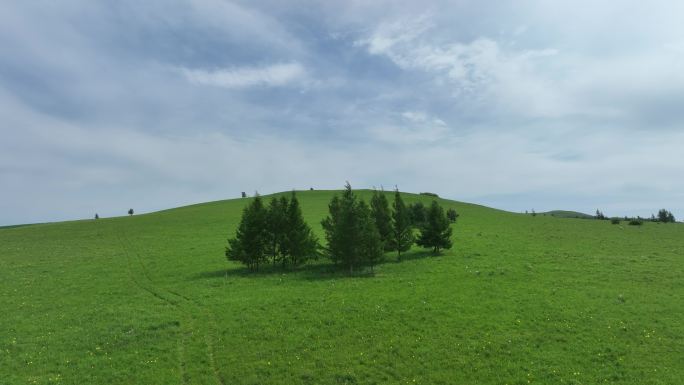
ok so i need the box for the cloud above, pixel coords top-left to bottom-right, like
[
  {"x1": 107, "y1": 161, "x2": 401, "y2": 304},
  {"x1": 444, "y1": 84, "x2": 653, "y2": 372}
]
[
  {"x1": 368, "y1": 111, "x2": 451, "y2": 144},
  {"x1": 356, "y1": 16, "x2": 566, "y2": 117},
  {"x1": 182, "y1": 62, "x2": 306, "y2": 89}
]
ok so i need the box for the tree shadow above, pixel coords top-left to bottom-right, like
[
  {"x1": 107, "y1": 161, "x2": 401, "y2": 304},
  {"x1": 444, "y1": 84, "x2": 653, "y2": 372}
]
[
  {"x1": 193, "y1": 248, "x2": 442, "y2": 281},
  {"x1": 193, "y1": 260, "x2": 378, "y2": 281},
  {"x1": 394, "y1": 249, "x2": 440, "y2": 262}
]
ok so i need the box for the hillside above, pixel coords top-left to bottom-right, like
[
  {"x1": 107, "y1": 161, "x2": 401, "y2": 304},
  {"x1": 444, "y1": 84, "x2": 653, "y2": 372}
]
[{"x1": 1, "y1": 190, "x2": 683, "y2": 385}]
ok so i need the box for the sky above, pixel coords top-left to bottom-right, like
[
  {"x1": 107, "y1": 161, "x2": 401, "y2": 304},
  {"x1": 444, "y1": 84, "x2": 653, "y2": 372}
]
[{"x1": 1, "y1": 0, "x2": 683, "y2": 225}]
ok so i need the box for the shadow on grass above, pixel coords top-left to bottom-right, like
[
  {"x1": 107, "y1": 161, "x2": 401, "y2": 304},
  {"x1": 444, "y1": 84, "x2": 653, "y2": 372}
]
[{"x1": 194, "y1": 248, "x2": 440, "y2": 281}]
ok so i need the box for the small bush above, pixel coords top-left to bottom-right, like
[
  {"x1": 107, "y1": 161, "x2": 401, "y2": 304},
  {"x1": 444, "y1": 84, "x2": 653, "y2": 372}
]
[
  {"x1": 419, "y1": 192, "x2": 439, "y2": 198},
  {"x1": 610, "y1": 218, "x2": 620, "y2": 225},
  {"x1": 628, "y1": 219, "x2": 643, "y2": 226}
]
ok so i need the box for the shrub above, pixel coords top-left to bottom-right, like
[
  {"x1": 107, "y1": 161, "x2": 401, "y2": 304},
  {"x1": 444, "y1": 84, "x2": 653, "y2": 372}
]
[
  {"x1": 610, "y1": 218, "x2": 620, "y2": 225},
  {"x1": 419, "y1": 192, "x2": 439, "y2": 198},
  {"x1": 628, "y1": 219, "x2": 643, "y2": 226}
]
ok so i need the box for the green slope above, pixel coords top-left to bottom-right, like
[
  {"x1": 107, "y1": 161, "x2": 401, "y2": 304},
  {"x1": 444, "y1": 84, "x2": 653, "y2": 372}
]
[{"x1": 1, "y1": 190, "x2": 683, "y2": 385}]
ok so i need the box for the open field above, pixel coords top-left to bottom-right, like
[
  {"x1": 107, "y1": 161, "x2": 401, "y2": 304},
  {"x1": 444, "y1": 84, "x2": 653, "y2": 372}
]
[{"x1": 1, "y1": 190, "x2": 683, "y2": 384}]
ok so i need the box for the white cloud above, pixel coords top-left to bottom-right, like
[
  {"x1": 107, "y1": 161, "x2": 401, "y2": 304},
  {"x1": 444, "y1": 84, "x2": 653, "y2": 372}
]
[
  {"x1": 367, "y1": 110, "x2": 451, "y2": 144},
  {"x1": 183, "y1": 62, "x2": 306, "y2": 89},
  {"x1": 356, "y1": 16, "x2": 569, "y2": 117}
]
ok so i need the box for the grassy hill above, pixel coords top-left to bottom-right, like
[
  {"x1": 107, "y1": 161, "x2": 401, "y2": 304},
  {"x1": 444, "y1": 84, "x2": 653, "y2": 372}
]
[{"x1": 1, "y1": 190, "x2": 683, "y2": 385}]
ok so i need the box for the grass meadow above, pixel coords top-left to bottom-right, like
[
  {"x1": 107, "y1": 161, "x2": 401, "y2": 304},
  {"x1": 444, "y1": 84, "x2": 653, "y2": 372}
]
[{"x1": 1, "y1": 190, "x2": 682, "y2": 384}]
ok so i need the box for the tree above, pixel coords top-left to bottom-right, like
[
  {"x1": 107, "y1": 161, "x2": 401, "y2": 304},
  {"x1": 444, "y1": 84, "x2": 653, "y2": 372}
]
[
  {"x1": 658, "y1": 209, "x2": 676, "y2": 223},
  {"x1": 370, "y1": 189, "x2": 393, "y2": 251},
  {"x1": 241, "y1": 192, "x2": 247, "y2": 198},
  {"x1": 446, "y1": 208, "x2": 459, "y2": 222},
  {"x1": 282, "y1": 192, "x2": 319, "y2": 267},
  {"x1": 226, "y1": 195, "x2": 268, "y2": 271},
  {"x1": 128, "y1": 208, "x2": 134, "y2": 216},
  {"x1": 94, "y1": 213, "x2": 99, "y2": 220},
  {"x1": 416, "y1": 200, "x2": 453, "y2": 253},
  {"x1": 408, "y1": 202, "x2": 427, "y2": 227},
  {"x1": 357, "y1": 200, "x2": 383, "y2": 272},
  {"x1": 321, "y1": 182, "x2": 382, "y2": 274},
  {"x1": 265, "y1": 196, "x2": 288, "y2": 265},
  {"x1": 390, "y1": 188, "x2": 414, "y2": 260},
  {"x1": 595, "y1": 209, "x2": 606, "y2": 220}
]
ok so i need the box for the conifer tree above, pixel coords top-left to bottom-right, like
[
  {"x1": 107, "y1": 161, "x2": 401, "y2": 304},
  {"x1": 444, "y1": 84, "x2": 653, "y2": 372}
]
[
  {"x1": 408, "y1": 202, "x2": 427, "y2": 227},
  {"x1": 282, "y1": 192, "x2": 318, "y2": 267},
  {"x1": 416, "y1": 200, "x2": 453, "y2": 253},
  {"x1": 322, "y1": 182, "x2": 382, "y2": 274},
  {"x1": 265, "y1": 196, "x2": 288, "y2": 265},
  {"x1": 357, "y1": 200, "x2": 383, "y2": 272},
  {"x1": 226, "y1": 195, "x2": 268, "y2": 271},
  {"x1": 446, "y1": 208, "x2": 459, "y2": 222},
  {"x1": 390, "y1": 188, "x2": 413, "y2": 260},
  {"x1": 370, "y1": 189, "x2": 393, "y2": 251}
]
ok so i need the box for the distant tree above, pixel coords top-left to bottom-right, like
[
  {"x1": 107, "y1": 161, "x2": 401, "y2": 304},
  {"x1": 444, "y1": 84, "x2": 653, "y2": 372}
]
[
  {"x1": 531, "y1": 209, "x2": 536, "y2": 217},
  {"x1": 595, "y1": 209, "x2": 606, "y2": 220},
  {"x1": 658, "y1": 209, "x2": 676, "y2": 223},
  {"x1": 321, "y1": 182, "x2": 382, "y2": 274},
  {"x1": 416, "y1": 201, "x2": 453, "y2": 253},
  {"x1": 408, "y1": 202, "x2": 427, "y2": 227},
  {"x1": 370, "y1": 189, "x2": 393, "y2": 251},
  {"x1": 628, "y1": 218, "x2": 643, "y2": 226},
  {"x1": 128, "y1": 208, "x2": 134, "y2": 216},
  {"x1": 446, "y1": 208, "x2": 459, "y2": 222},
  {"x1": 94, "y1": 213, "x2": 99, "y2": 220},
  {"x1": 390, "y1": 188, "x2": 414, "y2": 260},
  {"x1": 241, "y1": 192, "x2": 247, "y2": 198},
  {"x1": 282, "y1": 192, "x2": 319, "y2": 267},
  {"x1": 611, "y1": 218, "x2": 620, "y2": 225},
  {"x1": 226, "y1": 195, "x2": 268, "y2": 271},
  {"x1": 309, "y1": 187, "x2": 314, "y2": 191},
  {"x1": 419, "y1": 192, "x2": 439, "y2": 198},
  {"x1": 265, "y1": 196, "x2": 288, "y2": 265}
]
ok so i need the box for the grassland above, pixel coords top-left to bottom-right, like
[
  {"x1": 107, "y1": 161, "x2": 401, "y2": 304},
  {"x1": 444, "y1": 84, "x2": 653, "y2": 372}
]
[{"x1": 1, "y1": 190, "x2": 683, "y2": 385}]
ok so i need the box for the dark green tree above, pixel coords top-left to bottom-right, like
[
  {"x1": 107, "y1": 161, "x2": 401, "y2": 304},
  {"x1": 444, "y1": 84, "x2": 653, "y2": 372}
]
[
  {"x1": 226, "y1": 195, "x2": 268, "y2": 271},
  {"x1": 282, "y1": 192, "x2": 319, "y2": 267},
  {"x1": 128, "y1": 208, "x2": 134, "y2": 216},
  {"x1": 94, "y1": 213, "x2": 99, "y2": 220},
  {"x1": 370, "y1": 189, "x2": 393, "y2": 251},
  {"x1": 265, "y1": 196, "x2": 288, "y2": 265},
  {"x1": 390, "y1": 188, "x2": 414, "y2": 260},
  {"x1": 322, "y1": 182, "x2": 382, "y2": 274},
  {"x1": 408, "y1": 202, "x2": 427, "y2": 227},
  {"x1": 322, "y1": 184, "x2": 357, "y2": 271},
  {"x1": 446, "y1": 208, "x2": 459, "y2": 222},
  {"x1": 357, "y1": 200, "x2": 384, "y2": 272},
  {"x1": 658, "y1": 209, "x2": 676, "y2": 223},
  {"x1": 416, "y1": 201, "x2": 453, "y2": 253}
]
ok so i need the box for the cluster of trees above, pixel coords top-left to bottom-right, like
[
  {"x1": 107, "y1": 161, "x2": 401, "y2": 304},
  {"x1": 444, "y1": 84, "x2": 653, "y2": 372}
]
[
  {"x1": 225, "y1": 184, "x2": 457, "y2": 273},
  {"x1": 321, "y1": 184, "x2": 453, "y2": 273},
  {"x1": 226, "y1": 192, "x2": 318, "y2": 271},
  {"x1": 406, "y1": 202, "x2": 459, "y2": 227},
  {"x1": 603, "y1": 208, "x2": 677, "y2": 225},
  {"x1": 654, "y1": 209, "x2": 676, "y2": 223}
]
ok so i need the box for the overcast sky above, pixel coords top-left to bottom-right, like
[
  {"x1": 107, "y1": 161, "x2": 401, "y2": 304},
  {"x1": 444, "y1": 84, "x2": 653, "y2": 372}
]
[{"x1": 2, "y1": 0, "x2": 683, "y2": 225}]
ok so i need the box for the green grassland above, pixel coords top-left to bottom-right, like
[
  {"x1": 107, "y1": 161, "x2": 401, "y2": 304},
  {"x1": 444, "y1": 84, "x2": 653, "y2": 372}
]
[{"x1": 1, "y1": 190, "x2": 683, "y2": 385}]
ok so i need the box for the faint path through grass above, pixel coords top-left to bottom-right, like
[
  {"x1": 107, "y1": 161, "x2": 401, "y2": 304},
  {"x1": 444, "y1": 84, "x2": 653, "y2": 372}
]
[{"x1": 117, "y1": 232, "x2": 226, "y2": 385}]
